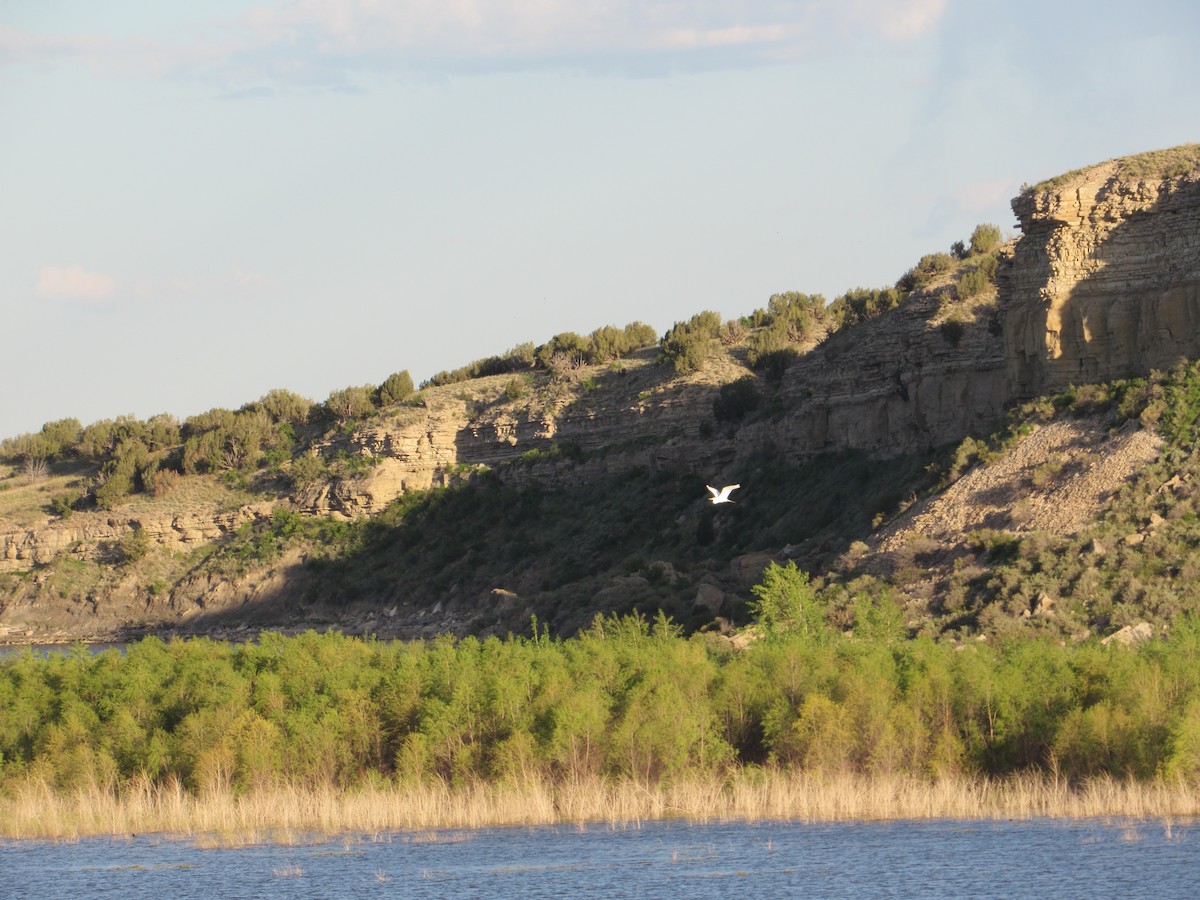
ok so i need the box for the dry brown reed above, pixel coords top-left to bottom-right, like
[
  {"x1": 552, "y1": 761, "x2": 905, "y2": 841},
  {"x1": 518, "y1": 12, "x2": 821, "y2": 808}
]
[{"x1": 2, "y1": 770, "x2": 1198, "y2": 843}]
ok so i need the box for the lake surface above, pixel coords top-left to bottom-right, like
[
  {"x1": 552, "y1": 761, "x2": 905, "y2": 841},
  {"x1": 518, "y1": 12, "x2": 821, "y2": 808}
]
[
  {"x1": 2, "y1": 817, "x2": 1195, "y2": 898},
  {"x1": 0, "y1": 642, "x2": 128, "y2": 659}
]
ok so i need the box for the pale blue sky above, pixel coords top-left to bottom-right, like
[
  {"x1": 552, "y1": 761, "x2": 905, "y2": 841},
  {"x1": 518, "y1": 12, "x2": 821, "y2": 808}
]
[{"x1": 2, "y1": 1, "x2": 1197, "y2": 439}]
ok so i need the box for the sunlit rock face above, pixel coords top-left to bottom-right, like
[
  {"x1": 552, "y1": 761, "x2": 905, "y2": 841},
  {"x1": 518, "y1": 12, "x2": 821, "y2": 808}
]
[
  {"x1": 1002, "y1": 159, "x2": 1200, "y2": 398},
  {"x1": 757, "y1": 290, "x2": 1008, "y2": 459}
]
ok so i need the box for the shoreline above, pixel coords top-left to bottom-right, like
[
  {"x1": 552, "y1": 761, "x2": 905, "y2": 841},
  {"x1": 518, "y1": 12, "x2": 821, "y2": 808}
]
[{"x1": 4, "y1": 771, "x2": 1198, "y2": 844}]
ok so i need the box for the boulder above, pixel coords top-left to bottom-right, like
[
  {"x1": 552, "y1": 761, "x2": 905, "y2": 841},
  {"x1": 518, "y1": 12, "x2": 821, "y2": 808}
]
[{"x1": 1101, "y1": 621, "x2": 1154, "y2": 646}]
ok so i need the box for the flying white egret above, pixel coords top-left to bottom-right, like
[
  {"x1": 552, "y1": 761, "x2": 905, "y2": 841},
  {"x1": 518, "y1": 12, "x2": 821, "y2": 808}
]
[{"x1": 706, "y1": 484, "x2": 740, "y2": 504}]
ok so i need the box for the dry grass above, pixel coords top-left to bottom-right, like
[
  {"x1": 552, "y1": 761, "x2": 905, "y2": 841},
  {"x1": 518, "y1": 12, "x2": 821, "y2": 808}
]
[
  {"x1": 1027, "y1": 143, "x2": 1200, "y2": 195},
  {"x1": 3, "y1": 771, "x2": 1197, "y2": 843},
  {"x1": 0, "y1": 465, "x2": 91, "y2": 528}
]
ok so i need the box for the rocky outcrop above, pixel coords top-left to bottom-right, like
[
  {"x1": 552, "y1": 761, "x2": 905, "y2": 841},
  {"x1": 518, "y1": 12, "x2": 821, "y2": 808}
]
[
  {"x1": 301, "y1": 365, "x2": 740, "y2": 516},
  {"x1": 0, "y1": 503, "x2": 275, "y2": 573},
  {"x1": 1002, "y1": 154, "x2": 1200, "y2": 397},
  {"x1": 764, "y1": 291, "x2": 1008, "y2": 458}
]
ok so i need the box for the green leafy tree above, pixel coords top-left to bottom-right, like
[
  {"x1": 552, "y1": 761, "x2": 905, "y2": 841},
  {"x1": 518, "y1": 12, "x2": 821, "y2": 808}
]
[{"x1": 749, "y1": 561, "x2": 827, "y2": 639}]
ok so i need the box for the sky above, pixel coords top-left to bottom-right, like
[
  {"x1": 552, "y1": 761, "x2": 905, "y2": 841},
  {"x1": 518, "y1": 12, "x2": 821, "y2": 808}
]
[{"x1": 2, "y1": 0, "x2": 1198, "y2": 440}]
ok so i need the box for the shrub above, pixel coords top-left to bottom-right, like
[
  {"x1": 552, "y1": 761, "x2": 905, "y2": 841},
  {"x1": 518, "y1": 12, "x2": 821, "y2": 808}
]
[
  {"x1": 969, "y1": 223, "x2": 1002, "y2": 255},
  {"x1": 1160, "y1": 360, "x2": 1200, "y2": 449},
  {"x1": 49, "y1": 490, "x2": 83, "y2": 519},
  {"x1": 150, "y1": 468, "x2": 183, "y2": 497},
  {"x1": 535, "y1": 333, "x2": 589, "y2": 371},
  {"x1": 181, "y1": 408, "x2": 282, "y2": 475},
  {"x1": 182, "y1": 408, "x2": 236, "y2": 440},
  {"x1": 828, "y1": 287, "x2": 902, "y2": 330},
  {"x1": 956, "y1": 267, "x2": 990, "y2": 299},
  {"x1": 504, "y1": 377, "x2": 529, "y2": 401},
  {"x1": 713, "y1": 376, "x2": 762, "y2": 422},
  {"x1": 22, "y1": 455, "x2": 49, "y2": 480},
  {"x1": 587, "y1": 323, "x2": 655, "y2": 363},
  {"x1": 896, "y1": 253, "x2": 955, "y2": 292},
  {"x1": 247, "y1": 389, "x2": 313, "y2": 425},
  {"x1": 289, "y1": 453, "x2": 329, "y2": 493},
  {"x1": 0, "y1": 417, "x2": 82, "y2": 466},
  {"x1": 92, "y1": 440, "x2": 150, "y2": 509},
  {"x1": 659, "y1": 312, "x2": 722, "y2": 375},
  {"x1": 119, "y1": 528, "x2": 151, "y2": 564},
  {"x1": 377, "y1": 371, "x2": 415, "y2": 406},
  {"x1": 325, "y1": 385, "x2": 376, "y2": 423},
  {"x1": 745, "y1": 326, "x2": 801, "y2": 379},
  {"x1": 766, "y1": 292, "x2": 826, "y2": 337},
  {"x1": 143, "y1": 413, "x2": 182, "y2": 450},
  {"x1": 423, "y1": 343, "x2": 535, "y2": 388},
  {"x1": 719, "y1": 319, "x2": 746, "y2": 345}
]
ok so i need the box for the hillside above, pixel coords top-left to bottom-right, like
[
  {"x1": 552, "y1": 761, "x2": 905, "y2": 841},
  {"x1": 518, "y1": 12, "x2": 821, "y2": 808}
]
[{"x1": 3, "y1": 144, "x2": 1200, "y2": 645}]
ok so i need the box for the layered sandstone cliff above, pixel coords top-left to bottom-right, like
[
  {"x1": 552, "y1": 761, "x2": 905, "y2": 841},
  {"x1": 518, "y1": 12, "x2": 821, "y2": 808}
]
[
  {"x1": 1002, "y1": 150, "x2": 1200, "y2": 397},
  {"x1": 4, "y1": 146, "x2": 1200, "y2": 642}
]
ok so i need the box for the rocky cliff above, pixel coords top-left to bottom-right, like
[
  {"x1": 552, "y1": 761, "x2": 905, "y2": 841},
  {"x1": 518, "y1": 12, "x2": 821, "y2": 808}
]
[
  {"x1": 1003, "y1": 149, "x2": 1200, "y2": 397},
  {"x1": 3, "y1": 145, "x2": 1199, "y2": 643},
  {"x1": 126, "y1": 146, "x2": 1200, "y2": 523}
]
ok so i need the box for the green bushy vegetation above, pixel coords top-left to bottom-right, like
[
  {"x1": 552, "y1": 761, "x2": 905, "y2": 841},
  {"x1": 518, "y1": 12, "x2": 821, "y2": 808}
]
[
  {"x1": 424, "y1": 324, "x2": 658, "y2": 391},
  {"x1": 740, "y1": 292, "x2": 828, "y2": 379},
  {"x1": 377, "y1": 371, "x2": 415, "y2": 407},
  {"x1": 659, "y1": 311, "x2": 722, "y2": 375},
  {"x1": 827, "y1": 287, "x2": 902, "y2": 330},
  {"x1": 424, "y1": 343, "x2": 537, "y2": 388},
  {"x1": 712, "y1": 376, "x2": 762, "y2": 423},
  {"x1": 5, "y1": 619, "x2": 1200, "y2": 794}
]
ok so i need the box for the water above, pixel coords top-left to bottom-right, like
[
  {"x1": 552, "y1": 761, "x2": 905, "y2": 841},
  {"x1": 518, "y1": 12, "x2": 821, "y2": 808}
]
[
  {"x1": 0, "y1": 642, "x2": 127, "y2": 659},
  {"x1": 2, "y1": 817, "x2": 1194, "y2": 898}
]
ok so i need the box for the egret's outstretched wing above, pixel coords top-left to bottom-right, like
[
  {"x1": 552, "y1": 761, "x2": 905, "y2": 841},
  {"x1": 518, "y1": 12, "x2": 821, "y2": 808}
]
[{"x1": 708, "y1": 483, "x2": 741, "y2": 504}]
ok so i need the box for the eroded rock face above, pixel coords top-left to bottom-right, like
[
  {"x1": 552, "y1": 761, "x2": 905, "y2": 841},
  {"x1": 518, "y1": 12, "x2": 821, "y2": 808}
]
[
  {"x1": 1003, "y1": 162, "x2": 1200, "y2": 397},
  {"x1": 0, "y1": 504, "x2": 274, "y2": 573},
  {"x1": 763, "y1": 291, "x2": 1008, "y2": 458}
]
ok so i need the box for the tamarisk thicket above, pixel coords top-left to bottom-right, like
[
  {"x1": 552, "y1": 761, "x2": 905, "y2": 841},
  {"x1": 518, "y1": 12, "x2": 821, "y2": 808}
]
[{"x1": 6, "y1": 617, "x2": 1200, "y2": 798}]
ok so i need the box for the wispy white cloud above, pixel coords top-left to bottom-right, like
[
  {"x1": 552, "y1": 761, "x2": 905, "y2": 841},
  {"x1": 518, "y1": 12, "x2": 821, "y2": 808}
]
[
  {"x1": 231, "y1": 268, "x2": 275, "y2": 291},
  {"x1": 0, "y1": 1, "x2": 949, "y2": 84},
  {"x1": 860, "y1": 0, "x2": 949, "y2": 41},
  {"x1": 34, "y1": 265, "x2": 117, "y2": 303}
]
